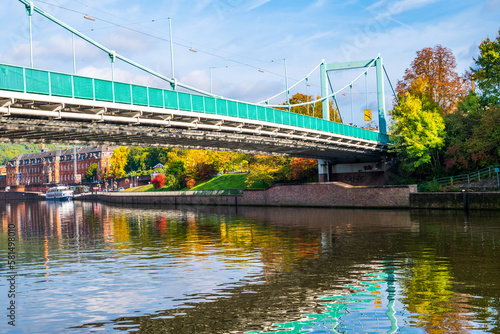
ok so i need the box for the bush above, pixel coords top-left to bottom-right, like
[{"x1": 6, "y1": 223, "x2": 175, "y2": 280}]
[
  {"x1": 418, "y1": 179, "x2": 442, "y2": 192},
  {"x1": 151, "y1": 174, "x2": 166, "y2": 189},
  {"x1": 186, "y1": 178, "x2": 196, "y2": 189}
]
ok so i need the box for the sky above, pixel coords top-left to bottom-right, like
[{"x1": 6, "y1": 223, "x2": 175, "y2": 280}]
[{"x1": 0, "y1": 0, "x2": 499, "y2": 126}]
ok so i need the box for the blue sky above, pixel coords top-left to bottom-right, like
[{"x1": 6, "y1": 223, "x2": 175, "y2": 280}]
[{"x1": 0, "y1": 0, "x2": 499, "y2": 124}]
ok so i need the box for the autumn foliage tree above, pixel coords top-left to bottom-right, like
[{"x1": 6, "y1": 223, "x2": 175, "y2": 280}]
[
  {"x1": 151, "y1": 174, "x2": 166, "y2": 189},
  {"x1": 397, "y1": 45, "x2": 468, "y2": 114},
  {"x1": 281, "y1": 93, "x2": 342, "y2": 122},
  {"x1": 289, "y1": 158, "x2": 318, "y2": 182},
  {"x1": 110, "y1": 146, "x2": 129, "y2": 178}
]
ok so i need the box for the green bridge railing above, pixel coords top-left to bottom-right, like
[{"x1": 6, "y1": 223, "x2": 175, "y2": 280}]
[{"x1": 0, "y1": 63, "x2": 390, "y2": 144}]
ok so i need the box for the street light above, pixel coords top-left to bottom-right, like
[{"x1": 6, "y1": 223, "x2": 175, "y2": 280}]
[{"x1": 209, "y1": 67, "x2": 215, "y2": 94}]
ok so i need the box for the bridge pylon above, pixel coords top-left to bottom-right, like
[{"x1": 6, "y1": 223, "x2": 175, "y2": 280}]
[{"x1": 320, "y1": 55, "x2": 387, "y2": 134}]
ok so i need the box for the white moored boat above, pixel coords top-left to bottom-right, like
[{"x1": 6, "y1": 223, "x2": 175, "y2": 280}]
[{"x1": 46, "y1": 186, "x2": 74, "y2": 200}]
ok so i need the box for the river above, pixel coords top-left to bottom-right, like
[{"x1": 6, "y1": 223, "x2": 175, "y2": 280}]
[{"x1": 1, "y1": 201, "x2": 499, "y2": 333}]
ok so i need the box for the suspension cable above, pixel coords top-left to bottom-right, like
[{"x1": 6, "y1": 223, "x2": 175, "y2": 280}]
[
  {"x1": 262, "y1": 55, "x2": 379, "y2": 108},
  {"x1": 257, "y1": 61, "x2": 323, "y2": 104},
  {"x1": 383, "y1": 64, "x2": 399, "y2": 104}
]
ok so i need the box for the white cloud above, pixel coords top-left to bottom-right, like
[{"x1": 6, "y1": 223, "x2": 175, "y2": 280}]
[
  {"x1": 387, "y1": 0, "x2": 441, "y2": 15},
  {"x1": 247, "y1": 0, "x2": 271, "y2": 11}
]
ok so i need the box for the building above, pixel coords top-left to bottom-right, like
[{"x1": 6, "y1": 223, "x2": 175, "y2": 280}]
[
  {"x1": 6, "y1": 146, "x2": 115, "y2": 187},
  {"x1": 0, "y1": 166, "x2": 6, "y2": 189}
]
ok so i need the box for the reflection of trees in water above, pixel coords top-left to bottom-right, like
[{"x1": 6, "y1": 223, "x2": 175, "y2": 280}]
[
  {"x1": 1, "y1": 202, "x2": 500, "y2": 333},
  {"x1": 399, "y1": 248, "x2": 474, "y2": 333}
]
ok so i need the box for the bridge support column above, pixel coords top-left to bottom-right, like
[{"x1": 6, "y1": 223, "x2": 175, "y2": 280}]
[{"x1": 318, "y1": 159, "x2": 329, "y2": 183}]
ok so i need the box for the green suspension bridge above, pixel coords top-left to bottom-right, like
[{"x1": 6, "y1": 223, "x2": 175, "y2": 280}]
[{"x1": 0, "y1": 0, "x2": 396, "y2": 166}]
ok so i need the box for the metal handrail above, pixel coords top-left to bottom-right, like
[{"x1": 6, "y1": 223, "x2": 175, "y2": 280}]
[{"x1": 432, "y1": 165, "x2": 500, "y2": 186}]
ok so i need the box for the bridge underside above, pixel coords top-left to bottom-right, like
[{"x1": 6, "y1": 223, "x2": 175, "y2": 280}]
[{"x1": 0, "y1": 91, "x2": 389, "y2": 163}]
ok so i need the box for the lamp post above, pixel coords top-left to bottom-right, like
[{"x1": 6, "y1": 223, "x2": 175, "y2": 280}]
[
  {"x1": 284, "y1": 58, "x2": 289, "y2": 109},
  {"x1": 209, "y1": 67, "x2": 215, "y2": 94},
  {"x1": 168, "y1": 17, "x2": 176, "y2": 90}
]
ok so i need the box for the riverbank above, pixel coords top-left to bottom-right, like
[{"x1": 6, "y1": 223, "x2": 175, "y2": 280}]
[
  {"x1": 77, "y1": 182, "x2": 416, "y2": 209},
  {"x1": 3, "y1": 185, "x2": 500, "y2": 210},
  {"x1": 410, "y1": 192, "x2": 500, "y2": 210}
]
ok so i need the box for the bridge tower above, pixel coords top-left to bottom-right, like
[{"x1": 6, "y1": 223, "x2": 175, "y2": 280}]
[{"x1": 317, "y1": 56, "x2": 388, "y2": 182}]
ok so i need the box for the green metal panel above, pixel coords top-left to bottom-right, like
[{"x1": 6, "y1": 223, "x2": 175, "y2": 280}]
[
  {"x1": 94, "y1": 79, "x2": 113, "y2": 102},
  {"x1": 274, "y1": 109, "x2": 283, "y2": 124},
  {"x1": 216, "y1": 99, "x2": 227, "y2": 115},
  {"x1": 148, "y1": 88, "x2": 163, "y2": 108},
  {"x1": 298, "y1": 114, "x2": 307, "y2": 128},
  {"x1": 25, "y1": 68, "x2": 50, "y2": 95},
  {"x1": 227, "y1": 101, "x2": 238, "y2": 117},
  {"x1": 320, "y1": 119, "x2": 327, "y2": 132},
  {"x1": 290, "y1": 112, "x2": 297, "y2": 126},
  {"x1": 265, "y1": 107, "x2": 274, "y2": 122},
  {"x1": 178, "y1": 92, "x2": 191, "y2": 111},
  {"x1": 204, "y1": 97, "x2": 216, "y2": 114},
  {"x1": 247, "y1": 104, "x2": 257, "y2": 120},
  {"x1": 257, "y1": 106, "x2": 266, "y2": 121},
  {"x1": 237, "y1": 102, "x2": 248, "y2": 118},
  {"x1": 0, "y1": 65, "x2": 24, "y2": 92},
  {"x1": 282, "y1": 111, "x2": 290, "y2": 125},
  {"x1": 113, "y1": 82, "x2": 131, "y2": 104},
  {"x1": 313, "y1": 118, "x2": 320, "y2": 131},
  {"x1": 132, "y1": 85, "x2": 148, "y2": 106},
  {"x1": 164, "y1": 90, "x2": 178, "y2": 109},
  {"x1": 73, "y1": 76, "x2": 94, "y2": 100},
  {"x1": 302, "y1": 115, "x2": 310, "y2": 129},
  {"x1": 50, "y1": 72, "x2": 72, "y2": 97},
  {"x1": 191, "y1": 95, "x2": 204, "y2": 112},
  {"x1": 338, "y1": 123, "x2": 346, "y2": 136}
]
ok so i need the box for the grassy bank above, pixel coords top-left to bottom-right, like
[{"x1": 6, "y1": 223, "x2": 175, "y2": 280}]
[{"x1": 123, "y1": 173, "x2": 267, "y2": 192}]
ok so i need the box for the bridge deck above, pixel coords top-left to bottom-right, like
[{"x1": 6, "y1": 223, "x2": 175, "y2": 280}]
[{"x1": 0, "y1": 63, "x2": 390, "y2": 162}]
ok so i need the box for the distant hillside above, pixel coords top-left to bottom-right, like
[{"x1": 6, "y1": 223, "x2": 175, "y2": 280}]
[{"x1": 0, "y1": 143, "x2": 69, "y2": 166}]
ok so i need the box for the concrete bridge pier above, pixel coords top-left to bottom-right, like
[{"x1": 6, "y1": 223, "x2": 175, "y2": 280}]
[{"x1": 317, "y1": 159, "x2": 330, "y2": 182}]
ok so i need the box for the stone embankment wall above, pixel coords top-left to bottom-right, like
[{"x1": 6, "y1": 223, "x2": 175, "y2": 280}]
[
  {"x1": 241, "y1": 183, "x2": 415, "y2": 208},
  {"x1": 80, "y1": 183, "x2": 417, "y2": 209},
  {"x1": 0, "y1": 191, "x2": 44, "y2": 201},
  {"x1": 410, "y1": 192, "x2": 500, "y2": 210}
]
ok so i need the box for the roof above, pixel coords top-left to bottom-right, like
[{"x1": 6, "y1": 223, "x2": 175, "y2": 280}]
[
  {"x1": 8, "y1": 146, "x2": 116, "y2": 163},
  {"x1": 153, "y1": 163, "x2": 166, "y2": 169}
]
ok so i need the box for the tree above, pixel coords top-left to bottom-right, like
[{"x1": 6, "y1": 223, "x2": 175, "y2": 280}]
[
  {"x1": 288, "y1": 158, "x2": 318, "y2": 182},
  {"x1": 397, "y1": 45, "x2": 468, "y2": 114},
  {"x1": 246, "y1": 155, "x2": 289, "y2": 188},
  {"x1": 281, "y1": 93, "x2": 342, "y2": 122},
  {"x1": 110, "y1": 146, "x2": 129, "y2": 178},
  {"x1": 84, "y1": 163, "x2": 99, "y2": 182},
  {"x1": 164, "y1": 174, "x2": 179, "y2": 190},
  {"x1": 390, "y1": 93, "x2": 446, "y2": 172},
  {"x1": 471, "y1": 29, "x2": 500, "y2": 105},
  {"x1": 151, "y1": 174, "x2": 166, "y2": 189},
  {"x1": 443, "y1": 92, "x2": 483, "y2": 172}
]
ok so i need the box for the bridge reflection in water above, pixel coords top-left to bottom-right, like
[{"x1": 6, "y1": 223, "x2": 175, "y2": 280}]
[{"x1": 0, "y1": 201, "x2": 499, "y2": 333}]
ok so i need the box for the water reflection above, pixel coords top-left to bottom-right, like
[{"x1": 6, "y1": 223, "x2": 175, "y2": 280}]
[{"x1": 0, "y1": 202, "x2": 499, "y2": 333}]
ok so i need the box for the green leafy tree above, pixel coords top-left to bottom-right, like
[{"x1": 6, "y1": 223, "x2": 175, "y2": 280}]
[
  {"x1": 84, "y1": 163, "x2": 99, "y2": 182},
  {"x1": 472, "y1": 28, "x2": 500, "y2": 105},
  {"x1": 246, "y1": 155, "x2": 290, "y2": 188},
  {"x1": 110, "y1": 146, "x2": 129, "y2": 178},
  {"x1": 443, "y1": 92, "x2": 483, "y2": 172},
  {"x1": 390, "y1": 93, "x2": 446, "y2": 172},
  {"x1": 164, "y1": 174, "x2": 179, "y2": 190}
]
